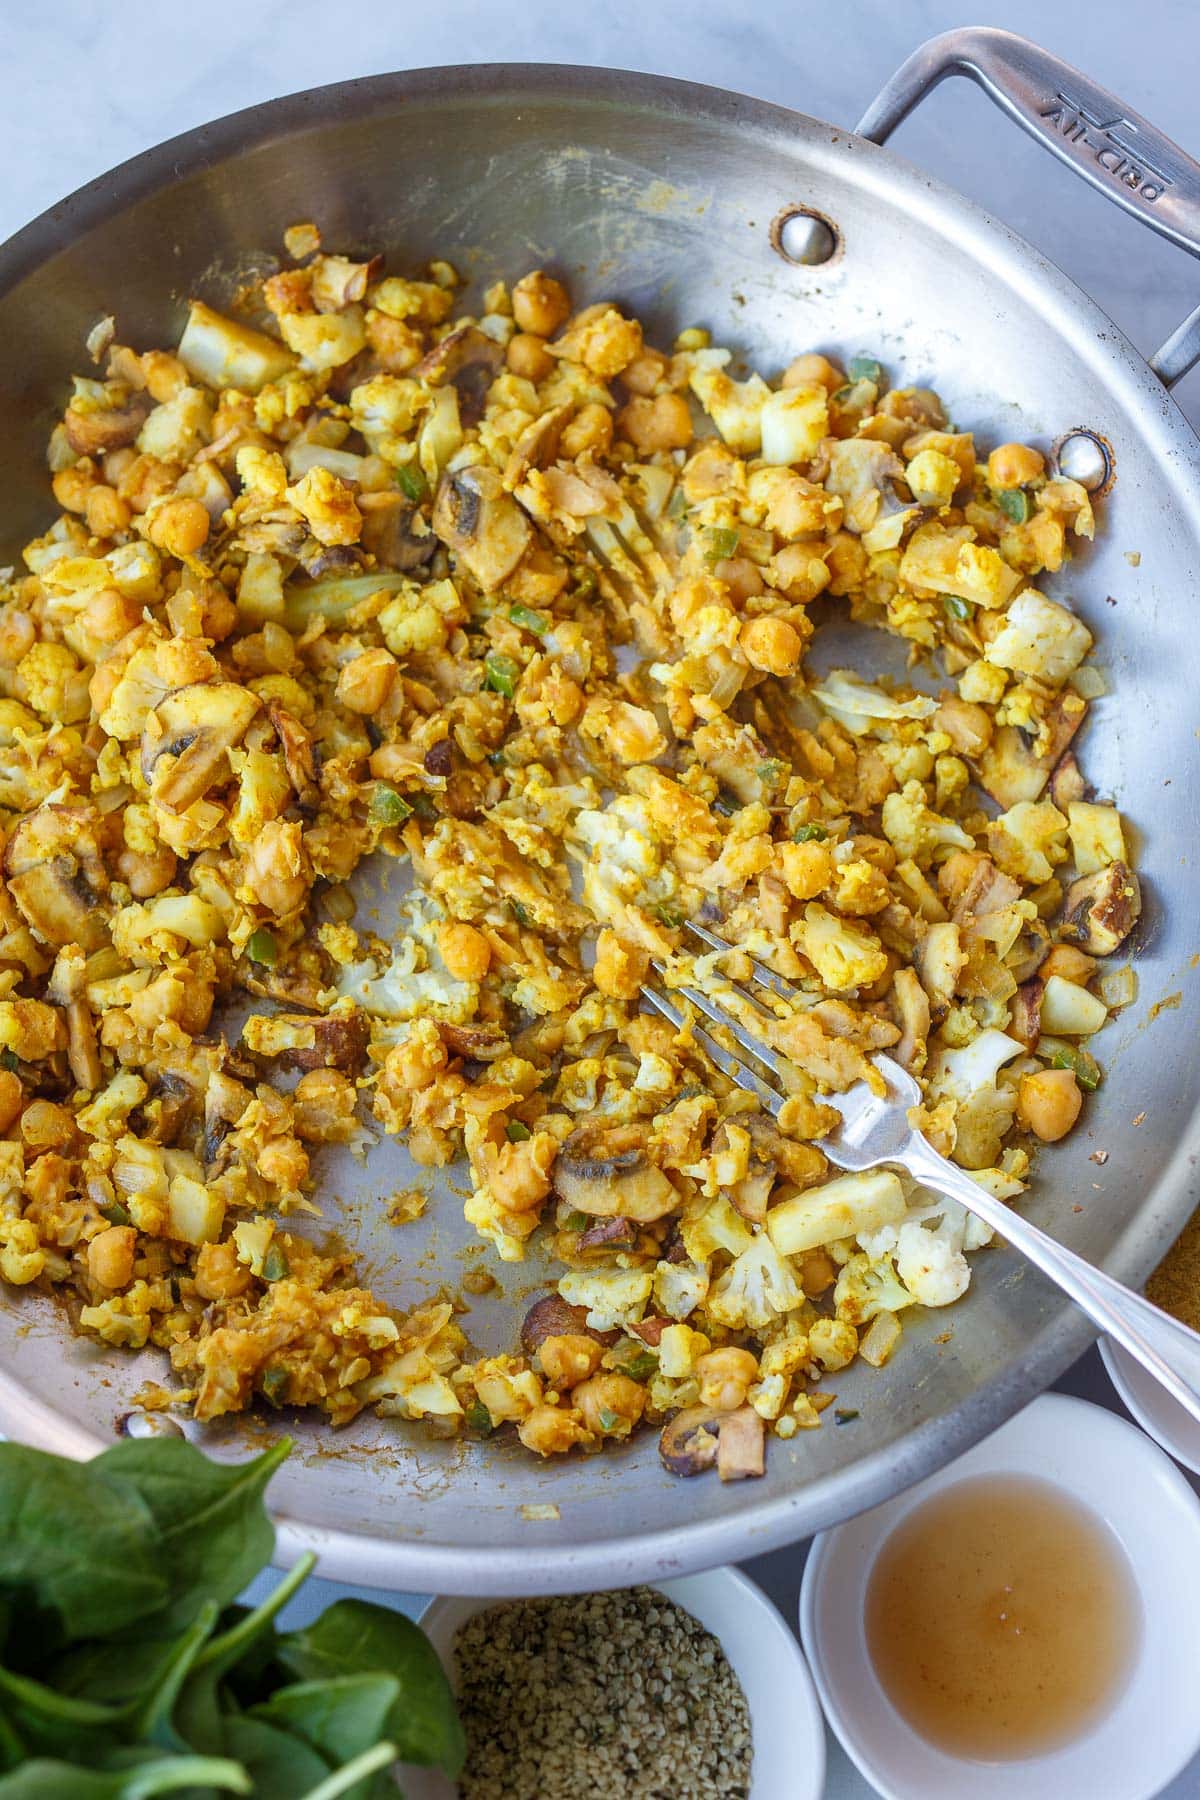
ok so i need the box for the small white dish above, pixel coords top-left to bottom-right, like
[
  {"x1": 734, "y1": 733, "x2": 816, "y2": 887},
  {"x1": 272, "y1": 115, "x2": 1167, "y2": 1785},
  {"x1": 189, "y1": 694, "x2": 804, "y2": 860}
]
[
  {"x1": 1100, "y1": 1334, "x2": 1200, "y2": 1476},
  {"x1": 402, "y1": 1565, "x2": 825, "y2": 1800},
  {"x1": 800, "y1": 1392, "x2": 1200, "y2": 1800}
]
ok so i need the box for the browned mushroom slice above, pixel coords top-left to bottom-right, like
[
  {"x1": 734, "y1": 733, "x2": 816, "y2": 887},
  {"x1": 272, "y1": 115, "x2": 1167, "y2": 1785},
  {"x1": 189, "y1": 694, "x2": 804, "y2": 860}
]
[
  {"x1": 360, "y1": 494, "x2": 438, "y2": 572},
  {"x1": 951, "y1": 856, "x2": 1022, "y2": 937},
  {"x1": 269, "y1": 705, "x2": 319, "y2": 808},
  {"x1": 297, "y1": 541, "x2": 366, "y2": 580},
  {"x1": 439, "y1": 1021, "x2": 509, "y2": 1062},
  {"x1": 502, "y1": 404, "x2": 573, "y2": 490},
  {"x1": 142, "y1": 683, "x2": 261, "y2": 813},
  {"x1": 1006, "y1": 916, "x2": 1051, "y2": 984},
  {"x1": 891, "y1": 966, "x2": 931, "y2": 1073},
  {"x1": 64, "y1": 393, "x2": 152, "y2": 456},
  {"x1": 432, "y1": 465, "x2": 532, "y2": 591},
  {"x1": 1009, "y1": 977, "x2": 1044, "y2": 1050},
  {"x1": 577, "y1": 1215, "x2": 639, "y2": 1251},
  {"x1": 65, "y1": 997, "x2": 102, "y2": 1091},
  {"x1": 1050, "y1": 750, "x2": 1086, "y2": 810},
  {"x1": 553, "y1": 1120, "x2": 677, "y2": 1223},
  {"x1": 1059, "y1": 861, "x2": 1141, "y2": 956},
  {"x1": 3, "y1": 805, "x2": 110, "y2": 951},
  {"x1": 978, "y1": 693, "x2": 1088, "y2": 808},
  {"x1": 415, "y1": 326, "x2": 504, "y2": 426},
  {"x1": 659, "y1": 1404, "x2": 766, "y2": 1479},
  {"x1": 520, "y1": 1293, "x2": 612, "y2": 1355},
  {"x1": 246, "y1": 1010, "x2": 370, "y2": 1074}
]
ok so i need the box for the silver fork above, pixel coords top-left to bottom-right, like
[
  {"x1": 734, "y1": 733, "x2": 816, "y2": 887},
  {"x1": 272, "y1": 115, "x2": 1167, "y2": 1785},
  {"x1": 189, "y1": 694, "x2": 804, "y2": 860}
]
[{"x1": 643, "y1": 921, "x2": 1200, "y2": 1428}]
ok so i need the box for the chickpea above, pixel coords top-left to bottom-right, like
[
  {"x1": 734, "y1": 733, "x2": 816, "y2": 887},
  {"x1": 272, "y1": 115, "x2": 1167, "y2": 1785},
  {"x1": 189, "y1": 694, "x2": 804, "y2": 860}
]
[
  {"x1": 243, "y1": 819, "x2": 312, "y2": 916},
  {"x1": 740, "y1": 616, "x2": 803, "y2": 676},
  {"x1": 615, "y1": 392, "x2": 693, "y2": 453},
  {"x1": 621, "y1": 349, "x2": 669, "y2": 395},
  {"x1": 84, "y1": 484, "x2": 132, "y2": 539},
  {"x1": 506, "y1": 332, "x2": 555, "y2": 383},
  {"x1": 194, "y1": 1239, "x2": 252, "y2": 1301},
  {"x1": 437, "y1": 920, "x2": 491, "y2": 982},
  {"x1": 559, "y1": 403, "x2": 613, "y2": 459},
  {"x1": 117, "y1": 453, "x2": 180, "y2": 514},
  {"x1": 783, "y1": 352, "x2": 844, "y2": 394},
  {"x1": 933, "y1": 694, "x2": 993, "y2": 758},
  {"x1": 140, "y1": 350, "x2": 189, "y2": 403},
  {"x1": 147, "y1": 496, "x2": 211, "y2": 558},
  {"x1": 517, "y1": 1403, "x2": 590, "y2": 1456},
  {"x1": 572, "y1": 1371, "x2": 647, "y2": 1438},
  {"x1": 482, "y1": 1130, "x2": 557, "y2": 1214},
  {"x1": 199, "y1": 584, "x2": 239, "y2": 642},
  {"x1": 116, "y1": 845, "x2": 177, "y2": 899},
  {"x1": 593, "y1": 927, "x2": 649, "y2": 1000},
  {"x1": 103, "y1": 446, "x2": 137, "y2": 486},
  {"x1": 52, "y1": 461, "x2": 96, "y2": 513},
  {"x1": 80, "y1": 586, "x2": 143, "y2": 645},
  {"x1": 293, "y1": 1068, "x2": 358, "y2": 1142},
  {"x1": 696, "y1": 1346, "x2": 759, "y2": 1412},
  {"x1": 713, "y1": 557, "x2": 764, "y2": 604},
  {"x1": 538, "y1": 1333, "x2": 604, "y2": 1390},
  {"x1": 1017, "y1": 1068, "x2": 1083, "y2": 1142},
  {"x1": 384, "y1": 1020, "x2": 447, "y2": 1091},
  {"x1": 1039, "y1": 944, "x2": 1097, "y2": 984},
  {"x1": 20, "y1": 1099, "x2": 74, "y2": 1150},
  {"x1": 87, "y1": 1225, "x2": 136, "y2": 1291},
  {"x1": 259, "y1": 1134, "x2": 309, "y2": 1191},
  {"x1": 987, "y1": 442, "x2": 1045, "y2": 488},
  {"x1": 511, "y1": 270, "x2": 571, "y2": 337},
  {"x1": 0, "y1": 608, "x2": 35, "y2": 667},
  {"x1": 0, "y1": 1069, "x2": 23, "y2": 1134},
  {"x1": 335, "y1": 646, "x2": 399, "y2": 715},
  {"x1": 772, "y1": 543, "x2": 832, "y2": 603}
]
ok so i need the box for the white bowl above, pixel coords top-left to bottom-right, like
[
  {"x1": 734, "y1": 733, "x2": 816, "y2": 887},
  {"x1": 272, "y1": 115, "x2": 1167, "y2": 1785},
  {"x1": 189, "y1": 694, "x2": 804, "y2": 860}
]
[
  {"x1": 1100, "y1": 1335, "x2": 1200, "y2": 1476},
  {"x1": 402, "y1": 1565, "x2": 825, "y2": 1800},
  {"x1": 800, "y1": 1392, "x2": 1200, "y2": 1800}
]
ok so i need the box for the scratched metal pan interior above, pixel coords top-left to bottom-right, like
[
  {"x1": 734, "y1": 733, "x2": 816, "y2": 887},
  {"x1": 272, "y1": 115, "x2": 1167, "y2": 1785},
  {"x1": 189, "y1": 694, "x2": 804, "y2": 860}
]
[{"x1": 0, "y1": 62, "x2": 1198, "y2": 1595}]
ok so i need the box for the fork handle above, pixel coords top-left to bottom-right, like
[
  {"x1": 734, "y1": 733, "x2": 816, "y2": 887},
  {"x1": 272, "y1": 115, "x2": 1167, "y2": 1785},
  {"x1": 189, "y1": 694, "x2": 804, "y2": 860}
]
[{"x1": 904, "y1": 1134, "x2": 1200, "y2": 1430}]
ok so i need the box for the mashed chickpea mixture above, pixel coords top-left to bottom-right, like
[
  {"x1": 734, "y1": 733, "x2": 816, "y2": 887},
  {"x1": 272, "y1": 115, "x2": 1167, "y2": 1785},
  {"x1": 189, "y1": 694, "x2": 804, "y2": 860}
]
[{"x1": 0, "y1": 226, "x2": 1140, "y2": 1476}]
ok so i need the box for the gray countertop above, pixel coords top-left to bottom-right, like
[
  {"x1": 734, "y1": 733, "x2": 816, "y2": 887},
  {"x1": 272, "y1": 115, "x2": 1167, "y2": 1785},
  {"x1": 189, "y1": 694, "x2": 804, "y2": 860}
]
[{"x1": 14, "y1": 1, "x2": 1200, "y2": 1792}]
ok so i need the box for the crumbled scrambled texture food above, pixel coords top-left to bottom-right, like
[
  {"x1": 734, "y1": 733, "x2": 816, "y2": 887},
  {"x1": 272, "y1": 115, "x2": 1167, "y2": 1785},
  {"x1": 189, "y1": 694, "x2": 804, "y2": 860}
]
[{"x1": 0, "y1": 228, "x2": 1140, "y2": 1474}]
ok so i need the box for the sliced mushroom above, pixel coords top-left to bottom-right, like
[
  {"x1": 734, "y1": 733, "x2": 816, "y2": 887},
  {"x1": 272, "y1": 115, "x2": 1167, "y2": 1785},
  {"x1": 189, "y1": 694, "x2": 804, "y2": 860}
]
[
  {"x1": 415, "y1": 326, "x2": 504, "y2": 426},
  {"x1": 891, "y1": 965, "x2": 931, "y2": 1074},
  {"x1": 142, "y1": 1070, "x2": 200, "y2": 1147},
  {"x1": 65, "y1": 997, "x2": 102, "y2": 1092},
  {"x1": 250, "y1": 1010, "x2": 371, "y2": 1074},
  {"x1": 741, "y1": 1111, "x2": 827, "y2": 1188},
  {"x1": 1009, "y1": 977, "x2": 1043, "y2": 1050},
  {"x1": 297, "y1": 541, "x2": 366, "y2": 579},
  {"x1": 1007, "y1": 916, "x2": 1051, "y2": 984},
  {"x1": 3, "y1": 806, "x2": 110, "y2": 951},
  {"x1": 439, "y1": 1020, "x2": 509, "y2": 1061},
  {"x1": 360, "y1": 494, "x2": 438, "y2": 572},
  {"x1": 825, "y1": 439, "x2": 911, "y2": 537},
  {"x1": 629, "y1": 1315, "x2": 668, "y2": 1347},
  {"x1": 202, "y1": 1068, "x2": 252, "y2": 1168},
  {"x1": 64, "y1": 393, "x2": 152, "y2": 456},
  {"x1": 141, "y1": 683, "x2": 261, "y2": 813},
  {"x1": 520, "y1": 1293, "x2": 611, "y2": 1356},
  {"x1": 311, "y1": 253, "x2": 383, "y2": 312},
  {"x1": 659, "y1": 1404, "x2": 766, "y2": 1479},
  {"x1": 1050, "y1": 750, "x2": 1086, "y2": 810},
  {"x1": 978, "y1": 694, "x2": 1089, "y2": 808},
  {"x1": 269, "y1": 704, "x2": 318, "y2": 809},
  {"x1": 553, "y1": 1120, "x2": 677, "y2": 1223},
  {"x1": 503, "y1": 404, "x2": 573, "y2": 490},
  {"x1": 576, "y1": 1215, "x2": 639, "y2": 1251},
  {"x1": 951, "y1": 856, "x2": 1023, "y2": 937},
  {"x1": 432, "y1": 465, "x2": 532, "y2": 591},
  {"x1": 1060, "y1": 861, "x2": 1141, "y2": 956}
]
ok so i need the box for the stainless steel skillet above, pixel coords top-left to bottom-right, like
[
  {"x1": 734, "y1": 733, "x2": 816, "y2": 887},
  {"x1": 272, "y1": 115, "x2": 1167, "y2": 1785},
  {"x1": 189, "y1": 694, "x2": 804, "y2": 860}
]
[{"x1": 0, "y1": 27, "x2": 1199, "y2": 1594}]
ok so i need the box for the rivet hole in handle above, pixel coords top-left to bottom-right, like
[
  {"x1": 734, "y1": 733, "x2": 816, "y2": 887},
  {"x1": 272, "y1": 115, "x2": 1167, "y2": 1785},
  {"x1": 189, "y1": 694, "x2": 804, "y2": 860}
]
[{"x1": 855, "y1": 26, "x2": 1200, "y2": 388}]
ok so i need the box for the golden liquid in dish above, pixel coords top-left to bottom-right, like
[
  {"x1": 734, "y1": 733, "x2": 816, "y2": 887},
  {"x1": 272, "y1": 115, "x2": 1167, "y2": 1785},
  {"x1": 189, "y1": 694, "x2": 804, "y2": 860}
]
[{"x1": 864, "y1": 1474, "x2": 1140, "y2": 1760}]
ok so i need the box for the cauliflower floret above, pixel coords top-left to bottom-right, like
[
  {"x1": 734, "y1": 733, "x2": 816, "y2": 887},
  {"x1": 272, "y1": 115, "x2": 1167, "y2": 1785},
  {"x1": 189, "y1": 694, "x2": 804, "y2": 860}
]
[
  {"x1": 905, "y1": 447, "x2": 961, "y2": 506},
  {"x1": 658, "y1": 1322, "x2": 712, "y2": 1379},
  {"x1": 899, "y1": 521, "x2": 1020, "y2": 609},
  {"x1": 349, "y1": 374, "x2": 425, "y2": 457},
  {"x1": 704, "y1": 1233, "x2": 804, "y2": 1332},
  {"x1": 653, "y1": 1257, "x2": 710, "y2": 1320},
  {"x1": 987, "y1": 799, "x2": 1068, "y2": 884},
  {"x1": 808, "y1": 1317, "x2": 858, "y2": 1371},
  {"x1": 931, "y1": 1030, "x2": 1024, "y2": 1170},
  {"x1": 881, "y1": 780, "x2": 975, "y2": 864},
  {"x1": 894, "y1": 1218, "x2": 970, "y2": 1306},
  {"x1": 833, "y1": 1251, "x2": 916, "y2": 1325},
  {"x1": 685, "y1": 349, "x2": 771, "y2": 454},
  {"x1": 984, "y1": 588, "x2": 1092, "y2": 683},
  {"x1": 680, "y1": 1194, "x2": 754, "y2": 1262},
  {"x1": 1067, "y1": 801, "x2": 1127, "y2": 875},
  {"x1": 794, "y1": 902, "x2": 889, "y2": 993},
  {"x1": 557, "y1": 1267, "x2": 654, "y2": 1332},
  {"x1": 137, "y1": 386, "x2": 213, "y2": 463},
  {"x1": 278, "y1": 306, "x2": 366, "y2": 371}
]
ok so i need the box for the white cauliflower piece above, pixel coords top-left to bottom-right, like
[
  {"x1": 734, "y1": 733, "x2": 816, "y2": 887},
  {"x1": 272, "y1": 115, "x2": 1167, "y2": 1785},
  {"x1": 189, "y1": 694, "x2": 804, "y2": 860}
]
[
  {"x1": 894, "y1": 1219, "x2": 970, "y2": 1306},
  {"x1": 681, "y1": 1194, "x2": 754, "y2": 1262},
  {"x1": 684, "y1": 348, "x2": 770, "y2": 454},
  {"x1": 658, "y1": 1323, "x2": 711, "y2": 1379},
  {"x1": 899, "y1": 521, "x2": 1020, "y2": 609},
  {"x1": 881, "y1": 780, "x2": 975, "y2": 863},
  {"x1": 833, "y1": 1251, "x2": 917, "y2": 1324},
  {"x1": 558, "y1": 1267, "x2": 654, "y2": 1331},
  {"x1": 794, "y1": 902, "x2": 889, "y2": 993},
  {"x1": 1067, "y1": 802, "x2": 1127, "y2": 875},
  {"x1": 984, "y1": 589, "x2": 1092, "y2": 682},
  {"x1": 137, "y1": 386, "x2": 212, "y2": 463},
  {"x1": 705, "y1": 1234, "x2": 804, "y2": 1332},
  {"x1": 987, "y1": 799, "x2": 1068, "y2": 884},
  {"x1": 654, "y1": 1257, "x2": 710, "y2": 1320},
  {"x1": 933, "y1": 1029, "x2": 1025, "y2": 1101}
]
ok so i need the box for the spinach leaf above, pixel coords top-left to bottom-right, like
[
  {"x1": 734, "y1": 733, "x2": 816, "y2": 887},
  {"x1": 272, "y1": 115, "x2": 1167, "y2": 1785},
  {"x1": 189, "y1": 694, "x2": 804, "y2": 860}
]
[
  {"x1": 0, "y1": 1447, "x2": 166, "y2": 1649},
  {"x1": 219, "y1": 1717, "x2": 329, "y2": 1799},
  {"x1": 249, "y1": 1674, "x2": 399, "y2": 1769},
  {"x1": 97, "y1": 1438, "x2": 290, "y2": 1631},
  {"x1": 277, "y1": 1600, "x2": 465, "y2": 1775},
  {"x1": 175, "y1": 1557, "x2": 315, "y2": 1755},
  {"x1": 0, "y1": 1752, "x2": 250, "y2": 1797}
]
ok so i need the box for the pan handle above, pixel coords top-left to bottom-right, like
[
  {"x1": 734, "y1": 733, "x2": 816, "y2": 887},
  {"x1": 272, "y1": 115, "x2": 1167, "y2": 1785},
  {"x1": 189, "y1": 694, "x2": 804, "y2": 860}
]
[{"x1": 856, "y1": 27, "x2": 1200, "y2": 387}]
